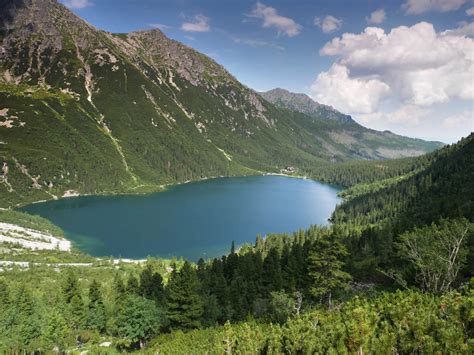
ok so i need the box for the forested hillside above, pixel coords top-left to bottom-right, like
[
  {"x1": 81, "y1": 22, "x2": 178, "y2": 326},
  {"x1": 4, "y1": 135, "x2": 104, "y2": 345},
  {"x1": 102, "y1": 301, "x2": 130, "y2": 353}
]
[
  {"x1": 0, "y1": 0, "x2": 442, "y2": 208},
  {"x1": 333, "y1": 134, "x2": 474, "y2": 227},
  {"x1": 0, "y1": 135, "x2": 472, "y2": 353}
]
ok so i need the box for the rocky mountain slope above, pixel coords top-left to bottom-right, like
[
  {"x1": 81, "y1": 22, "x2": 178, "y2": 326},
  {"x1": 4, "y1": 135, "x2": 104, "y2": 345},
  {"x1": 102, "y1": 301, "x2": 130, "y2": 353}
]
[
  {"x1": 0, "y1": 0, "x2": 442, "y2": 207},
  {"x1": 260, "y1": 88, "x2": 442, "y2": 157},
  {"x1": 260, "y1": 88, "x2": 354, "y2": 123}
]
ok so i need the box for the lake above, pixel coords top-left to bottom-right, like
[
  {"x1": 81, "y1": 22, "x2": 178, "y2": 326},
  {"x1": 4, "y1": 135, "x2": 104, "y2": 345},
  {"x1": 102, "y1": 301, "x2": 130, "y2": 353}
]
[{"x1": 20, "y1": 176, "x2": 341, "y2": 260}]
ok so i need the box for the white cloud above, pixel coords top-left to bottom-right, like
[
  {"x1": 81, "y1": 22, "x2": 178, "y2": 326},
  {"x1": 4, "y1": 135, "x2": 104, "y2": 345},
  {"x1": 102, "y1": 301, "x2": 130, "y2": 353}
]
[
  {"x1": 248, "y1": 2, "x2": 302, "y2": 37},
  {"x1": 442, "y1": 110, "x2": 474, "y2": 128},
  {"x1": 467, "y1": 7, "x2": 474, "y2": 16},
  {"x1": 311, "y1": 63, "x2": 390, "y2": 114},
  {"x1": 442, "y1": 21, "x2": 474, "y2": 37},
  {"x1": 313, "y1": 22, "x2": 474, "y2": 112},
  {"x1": 231, "y1": 36, "x2": 284, "y2": 51},
  {"x1": 366, "y1": 9, "x2": 386, "y2": 24},
  {"x1": 388, "y1": 105, "x2": 430, "y2": 125},
  {"x1": 63, "y1": 0, "x2": 92, "y2": 9},
  {"x1": 314, "y1": 15, "x2": 342, "y2": 33},
  {"x1": 149, "y1": 23, "x2": 172, "y2": 30},
  {"x1": 402, "y1": 0, "x2": 468, "y2": 14},
  {"x1": 358, "y1": 105, "x2": 431, "y2": 126},
  {"x1": 181, "y1": 15, "x2": 210, "y2": 32}
]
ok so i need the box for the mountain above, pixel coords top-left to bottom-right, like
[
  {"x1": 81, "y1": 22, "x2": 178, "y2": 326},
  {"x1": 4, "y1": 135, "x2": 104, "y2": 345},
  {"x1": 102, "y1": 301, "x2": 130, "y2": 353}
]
[
  {"x1": 0, "y1": 0, "x2": 442, "y2": 207},
  {"x1": 260, "y1": 88, "x2": 354, "y2": 123},
  {"x1": 260, "y1": 88, "x2": 443, "y2": 157}
]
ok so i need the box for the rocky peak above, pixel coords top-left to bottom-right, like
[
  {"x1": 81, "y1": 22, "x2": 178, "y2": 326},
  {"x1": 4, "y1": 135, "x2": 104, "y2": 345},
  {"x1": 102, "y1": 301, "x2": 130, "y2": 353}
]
[
  {"x1": 260, "y1": 88, "x2": 355, "y2": 124},
  {"x1": 1, "y1": 0, "x2": 96, "y2": 41},
  {"x1": 124, "y1": 28, "x2": 231, "y2": 87}
]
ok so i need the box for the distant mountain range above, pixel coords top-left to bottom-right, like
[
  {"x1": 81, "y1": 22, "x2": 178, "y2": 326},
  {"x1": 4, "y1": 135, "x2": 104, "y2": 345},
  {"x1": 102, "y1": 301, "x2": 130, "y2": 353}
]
[{"x1": 0, "y1": 0, "x2": 443, "y2": 207}]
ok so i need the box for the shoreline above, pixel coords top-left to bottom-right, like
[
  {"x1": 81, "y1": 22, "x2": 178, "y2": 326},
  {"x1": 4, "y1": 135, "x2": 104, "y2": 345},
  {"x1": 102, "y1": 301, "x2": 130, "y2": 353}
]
[
  {"x1": 21, "y1": 172, "x2": 334, "y2": 207},
  {"x1": 13, "y1": 171, "x2": 267, "y2": 208}
]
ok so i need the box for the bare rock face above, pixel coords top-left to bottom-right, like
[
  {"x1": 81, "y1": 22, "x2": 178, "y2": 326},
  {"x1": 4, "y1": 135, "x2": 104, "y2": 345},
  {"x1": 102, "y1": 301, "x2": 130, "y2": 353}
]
[
  {"x1": 260, "y1": 88, "x2": 354, "y2": 124},
  {"x1": 127, "y1": 29, "x2": 213, "y2": 86}
]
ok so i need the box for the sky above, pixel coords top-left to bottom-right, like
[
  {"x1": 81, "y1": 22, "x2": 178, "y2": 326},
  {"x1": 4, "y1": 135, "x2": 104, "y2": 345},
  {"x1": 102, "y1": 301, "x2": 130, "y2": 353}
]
[{"x1": 62, "y1": 0, "x2": 474, "y2": 143}]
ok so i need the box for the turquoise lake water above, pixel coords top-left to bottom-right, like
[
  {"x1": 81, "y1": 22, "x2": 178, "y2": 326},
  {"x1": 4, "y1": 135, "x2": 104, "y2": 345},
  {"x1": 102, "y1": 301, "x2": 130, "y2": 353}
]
[{"x1": 20, "y1": 176, "x2": 341, "y2": 260}]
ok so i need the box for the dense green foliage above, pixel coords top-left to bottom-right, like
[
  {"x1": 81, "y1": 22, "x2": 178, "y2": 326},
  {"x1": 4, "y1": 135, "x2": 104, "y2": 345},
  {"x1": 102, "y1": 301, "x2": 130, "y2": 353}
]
[
  {"x1": 331, "y1": 135, "x2": 474, "y2": 282},
  {"x1": 397, "y1": 218, "x2": 472, "y2": 293},
  {"x1": 333, "y1": 135, "x2": 474, "y2": 226},
  {"x1": 152, "y1": 286, "x2": 474, "y2": 354},
  {"x1": 305, "y1": 153, "x2": 433, "y2": 188}
]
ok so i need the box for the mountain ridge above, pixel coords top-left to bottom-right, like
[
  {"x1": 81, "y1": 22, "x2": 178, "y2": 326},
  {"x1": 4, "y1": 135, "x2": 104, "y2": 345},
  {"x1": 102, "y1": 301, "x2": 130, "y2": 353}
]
[{"x1": 260, "y1": 87, "x2": 355, "y2": 124}]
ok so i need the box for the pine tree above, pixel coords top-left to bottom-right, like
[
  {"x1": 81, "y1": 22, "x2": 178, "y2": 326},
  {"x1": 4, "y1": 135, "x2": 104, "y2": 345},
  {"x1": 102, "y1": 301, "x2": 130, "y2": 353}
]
[
  {"x1": 307, "y1": 235, "x2": 351, "y2": 305},
  {"x1": 262, "y1": 248, "x2": 283, "y2": 293},
  {"x1": 0, "y1": 279, "x2": 9, "y2": 306},
  {"x1": 255, "y1": 234, "x2": 264, "y2": 252},
  {"x1": 126, "y1": 274, "x2": 139, "y2": 295},
  {"x1": 0, "y1": 280, "x2": 11, "y2": 335},
  {"x1": 43, "y1": 310, "x2": 70, "y2": 352},
  {"x1": 69, "y1": 294, "x2": 85, "y2": 331},
  {"x1": 281, "y1": 244, "x2": 293, "y2": 291},
  {"x1": 229, "y1": 275, "x2": 249, "y2": 321},
  {"x1": 87, "y1": 280, "x2": 106, "y2": 333},
  {"x1": 208, "y1": 260, "x2": 230, "y2": 321},
  {"x1": 166, "y1": 261, "x2": 204, "y2": 330},
  {"x1": 113, "y1": 273, "x2": 126, "y2": 304},
  {"x1": 62, "y1": 269, "x2": 80, "y2": 304},
  {"x1": 139, "y1": 265, "x2": 165, "y2": 304},
  {"x1": 14, "y1": 285, "x2": 41, "y2": 347}
]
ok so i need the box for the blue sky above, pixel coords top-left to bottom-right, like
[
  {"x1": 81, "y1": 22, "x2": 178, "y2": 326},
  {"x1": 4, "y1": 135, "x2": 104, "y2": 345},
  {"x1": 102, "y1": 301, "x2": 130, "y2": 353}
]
[{"x1": 63, "y1": 0, "x2": 473, "y2": 143}]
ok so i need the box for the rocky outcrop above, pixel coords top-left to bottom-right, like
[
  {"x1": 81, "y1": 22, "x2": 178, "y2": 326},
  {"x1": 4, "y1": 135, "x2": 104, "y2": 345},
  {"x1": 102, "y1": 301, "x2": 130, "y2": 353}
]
[{"x1": 260, "y1": 88, "x2": 354, "y2": 123}]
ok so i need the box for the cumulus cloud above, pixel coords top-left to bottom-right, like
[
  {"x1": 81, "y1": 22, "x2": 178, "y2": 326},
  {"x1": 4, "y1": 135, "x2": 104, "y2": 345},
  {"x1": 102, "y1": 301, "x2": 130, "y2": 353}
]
[
  {"x1": 311, "y1": 63, "x2": 390, "y2": 114},
  {"x1": 402, "y1": 0, "x2": 469, "y2": 14},
  {"x1": 467, "y1": 7, "x2": 474, "y2": 16},
  {"x1": 366, "y1": 9, "x2": 386, "y2": 24},
  {"x1": 248, "y1": 2, "x2": 302, "y2": 37},
  {"x1": 181, "y1": 15, "x2": 210, "y2": 32},
  {"x1": 357, "y1": 105, "x2": 432, "y2": 128},
  {"x1": 442, "y1": 21, "x2": 474, "y2": 37},
  {"x1": 63, "y1": 0, "x2": 92, "y2": 9},
  {"x1": 442, "y1": 110, "x2": 474, "y2": 128},
  {"x1": 231, "y1": 36, "x2": 284, "y2": 51},
  {"x1": 311, "y1": 22, "x2": 474, "y2": 115},
  {"x1": 314, "y1": 15, "x2": 343, "y2": 33}
]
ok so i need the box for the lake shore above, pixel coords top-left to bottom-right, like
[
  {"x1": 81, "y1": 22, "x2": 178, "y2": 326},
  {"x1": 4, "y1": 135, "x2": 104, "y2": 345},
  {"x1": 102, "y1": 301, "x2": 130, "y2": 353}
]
[{"x1": 14, "y1": 168, "x2": 319, "y2": 209}]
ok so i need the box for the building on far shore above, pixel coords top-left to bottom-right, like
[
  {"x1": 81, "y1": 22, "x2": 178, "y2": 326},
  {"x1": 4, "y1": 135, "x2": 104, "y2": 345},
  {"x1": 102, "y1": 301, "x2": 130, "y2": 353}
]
[{"x1": 281, "y1": 166, "x2": 296, "y2": 174}]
